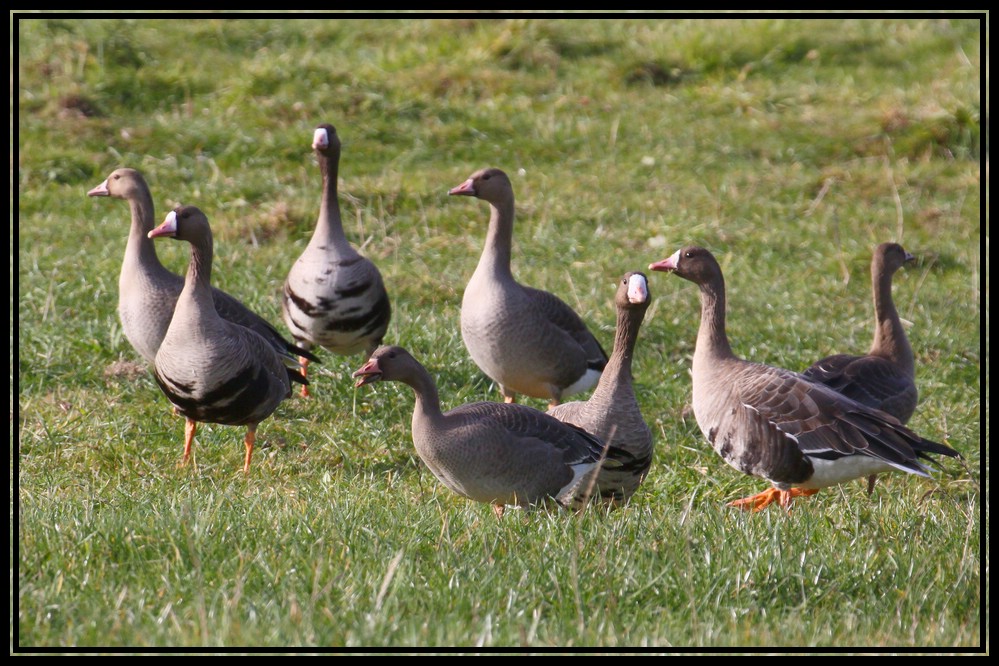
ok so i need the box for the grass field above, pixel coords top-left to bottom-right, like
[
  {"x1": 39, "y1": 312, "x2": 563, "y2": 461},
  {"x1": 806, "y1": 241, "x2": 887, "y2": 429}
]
[{"x1": 15, "y1": 14, "x2": 984, "y2": 651}]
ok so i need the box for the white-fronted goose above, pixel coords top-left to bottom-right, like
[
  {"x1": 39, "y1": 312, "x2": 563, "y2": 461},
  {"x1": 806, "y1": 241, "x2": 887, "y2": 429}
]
[
  {"x1": 353, "y1": 345, "x2": 623, "y2": 515},
  {"x1": 148, "y1": 206, "x2": 304, "y2": 473},
  {"x1": 448, "y1": 167, "x2": 607, "y2": 407},
  {"x1": 803, "y1": 242, "x2": 918, "y2": 494},
  {"x1": 548, "y1": 271, "x2": 654, "y2": 505},
  {"x1": 803, "y1": 242, "x2": 918, "y2": 420},
  {"x1": 649, "y1": 246, "x2": 958, "y2": 511},
  {"x1": 282, "y1": 123, "x2": 391, "y2": 396},
  {"x1": 87, "y1": 168, "x2": 316, "y2": 369}
]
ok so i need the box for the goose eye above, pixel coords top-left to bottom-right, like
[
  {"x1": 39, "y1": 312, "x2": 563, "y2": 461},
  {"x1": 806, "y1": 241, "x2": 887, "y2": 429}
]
[{"x1": 482, "y1": 174, "x2": 491, "y2": 181}]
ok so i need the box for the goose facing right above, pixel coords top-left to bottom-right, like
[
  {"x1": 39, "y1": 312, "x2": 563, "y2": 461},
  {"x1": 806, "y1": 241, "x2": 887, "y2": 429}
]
[
  {"x1": 448, "y1": 167, "x2": 607, "y2": 407},
  {"x1": 352, "y1": 345, "x2": 620, "y2": 515},
  {"x1": 803, "y1": 242, "x2": 918, "y2": 423},
  {"x1": 149, "y1": 206, "x2": 304, "y2": 474},
  {"x1": 803, "y1": 242, "x2": 918, "y2": 494},
  {"x1": 649, "y1": 246, "x2": 958, "y2": 512}
]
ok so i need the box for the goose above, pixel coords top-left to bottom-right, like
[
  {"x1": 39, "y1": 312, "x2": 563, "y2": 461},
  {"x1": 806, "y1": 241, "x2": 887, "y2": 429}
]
[
  {"x1": 649, "y1": 246, "x2": 958, "y2": 511},
  {"x1": 803, "y1": 242, "x2": 918, "y2": 420},
  {"x1": 353, "y1": 345, "x2": 623, "y2": 516},
  {"x1": 282, "y1": 123, "x2": 391, "y2": 396},
  {"x1": 87, "y1": 168, "x2": 316, "y2": 370},
  {"x1": 548, "y1": 271, "x2": 654, "y2": 505},
  {"x1": 148, "y1": 205, "x2": 304, "y2": 473},
  {"x1": 448, "y1": 167, "x2": 607, "y2": 407},
  {"x1": 803, "y1": 242, "x2": 918, "y2": 494}
]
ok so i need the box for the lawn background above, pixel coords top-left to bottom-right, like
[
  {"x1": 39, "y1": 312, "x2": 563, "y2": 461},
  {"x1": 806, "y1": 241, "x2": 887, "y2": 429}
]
[{"x1": 15, "y1": 13, "x2": 985, "y2": 650}]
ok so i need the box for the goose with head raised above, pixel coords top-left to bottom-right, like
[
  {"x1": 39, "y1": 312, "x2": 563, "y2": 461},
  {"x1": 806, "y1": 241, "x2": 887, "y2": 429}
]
[
  {"x1": 282, "y1": 123, "x2": 391, "y2": 396},
  {"x1": 548, "y1": 271, "x2": 654, "y2": 505},
  {"x1": 448, "y1": 167, "x2": 607, "y2": 408},
  {"x1": 649, "y1": 246, "x2": 958, "y2": 511},
  {"x1": 803, "y1": 242, "x2": 919, "y2": 494},
  {"x1": 87, "y1": 168, "x2": 316, "y2": 370},
  {"x1": 148, "y1": 205, "x2": 304, "y2": 473},
  {"x1": 803, "y1": 242, "x2": 918, "y2": 421}
]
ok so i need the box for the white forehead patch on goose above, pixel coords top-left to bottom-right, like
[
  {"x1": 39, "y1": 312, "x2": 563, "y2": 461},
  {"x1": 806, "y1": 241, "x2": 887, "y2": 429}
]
[
  {"x1": 627, "y1": 273, "x2": 648, "y2": 304},
  {"x1": 312, "y1": 127, "x2": 329, "y2": 150}
]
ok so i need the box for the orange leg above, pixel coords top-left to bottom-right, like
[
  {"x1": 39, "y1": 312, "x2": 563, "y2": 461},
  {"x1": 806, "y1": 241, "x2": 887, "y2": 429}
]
[
  {"x1": 243, "y1": 425, "x2": 257, "y2": 475},
  {"x1": 727, "y1": 487, "x2": 820, "y2": 512},
  {"x1": 492, "y1": 504, "x2": 505, "y2": 518},
  {"x1": 299, "y1": 356, "x2": 311, "y2": 398},
  {"x1": 182, "y1": 418, "x2": 198, "y2": 466}
]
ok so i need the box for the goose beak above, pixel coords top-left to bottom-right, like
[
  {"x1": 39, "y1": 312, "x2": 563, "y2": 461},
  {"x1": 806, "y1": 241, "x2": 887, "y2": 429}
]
[
  {"x1": 352, "y1": 359, "x2": 383, "y2": 387},
  {"x1": 448, "y1": 178, "x2": 476, "y2": 196},
  {"x1": 649, "y1": 249, "x2": 681, "y2": 273},
  {"x1": 904, "y1": 251, "x2": 916, "y2": 263},
  {"x1": 148, "y1": 210, "x2": 179, "y2": 239},
  {"x1": 87, "y1": 179, "x2": 110, "y2": 197}
]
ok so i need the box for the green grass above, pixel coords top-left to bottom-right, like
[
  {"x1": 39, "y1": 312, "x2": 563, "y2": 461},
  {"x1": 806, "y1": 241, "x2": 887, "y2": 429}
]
[{"x1": 15, "y1": 14, "x2": 984, "y2": 650}]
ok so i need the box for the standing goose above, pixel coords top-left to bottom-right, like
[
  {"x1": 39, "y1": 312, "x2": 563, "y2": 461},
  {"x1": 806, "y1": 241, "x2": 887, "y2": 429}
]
[
  {"x1": 87, "y1": 168, "x2": 317, "y2": 369},
  {"x1": 548, "y1": 271, "x2": 655, "y2": 505},
  {"x1": 803, "y1": 242, "x2": 918, "y2": 421},
  {"x1": 282, "y1": 123, "x2": 391, "y2": 396},
  {"x1": 803, "y1": 242, "x2": 918, "y2": 494},
  {"x1": 448, "y1": 167, "x2": 607, "y2": 407},
  {"x1": 149, "y1": 206, "x2": 304, "y2": 473},
  {"x1": 649, "y1": 246, "x2": 958, "y2": 511},
  {"x1": 353, "y1": 346, "x2": 622, "y2": 515}
]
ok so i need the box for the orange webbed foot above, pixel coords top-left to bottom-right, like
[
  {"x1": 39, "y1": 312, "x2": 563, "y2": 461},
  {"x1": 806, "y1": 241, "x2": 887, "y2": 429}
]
[{"x1": 728, "y1": 487, "x2": 819, "y2": 512}]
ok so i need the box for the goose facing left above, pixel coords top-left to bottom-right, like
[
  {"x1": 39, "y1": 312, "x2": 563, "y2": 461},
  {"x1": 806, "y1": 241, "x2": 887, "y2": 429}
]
[
  {"x1": 352, "y1": 345, "x2": 623, "y2": 515},
  {"x1": 87, "y1": 168, "x2": 317, "y2": 369},
  {"x1": 148, "y1": 205, "x2": 305, "y2": 473},
  {"x1": 649, "y1": 246, "x2": 959, "y2": 512},
  {"x1": 448, "y1": 167, "x2": 607, "y2": 408}
]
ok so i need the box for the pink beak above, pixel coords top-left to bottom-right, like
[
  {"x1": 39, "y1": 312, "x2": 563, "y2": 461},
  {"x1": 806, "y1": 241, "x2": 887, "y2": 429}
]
[
  {"x1": 87, "y1": 180, "x2": 109, "y2": 197},
  {"x1": 352, "y1": 358, "x2": 383, "y2": 387},
  {"x1": 649, "y1": 249, "x2": 681, "y2": 273},
  {"x1": 448, "y1": 178, "x2": 476, "y2": 196},
  {"x1": 148, "y1": 210, "x2": 179, "y2": 239}
]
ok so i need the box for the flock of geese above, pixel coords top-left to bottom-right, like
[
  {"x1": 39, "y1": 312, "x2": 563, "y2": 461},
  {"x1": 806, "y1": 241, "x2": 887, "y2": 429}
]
[{"x1": 86, "y1": 122, "x2": 959, "y2": 516}]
